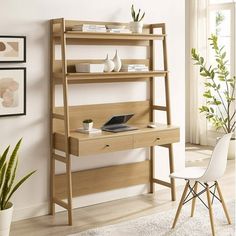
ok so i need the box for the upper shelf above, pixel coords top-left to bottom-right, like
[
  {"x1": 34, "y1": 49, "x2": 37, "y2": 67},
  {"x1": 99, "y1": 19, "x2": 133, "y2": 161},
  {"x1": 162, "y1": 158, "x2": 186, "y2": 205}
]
[
  {"x1": 53, "y1": 31, "x2": 165, "y2": 41},
  {"x1": 53, "y1": 70, "x2": 168, "y2": 84}
]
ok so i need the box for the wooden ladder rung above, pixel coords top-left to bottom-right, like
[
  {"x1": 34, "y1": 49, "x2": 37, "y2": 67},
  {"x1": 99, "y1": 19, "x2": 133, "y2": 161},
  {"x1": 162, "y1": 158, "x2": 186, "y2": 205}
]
[
  {"x1": 52, "y1": 113, "x2": 64, "y2": 120},
  {"x1": 53, "y1": 153, "x2": 67, "y2": 163},
  {"x1": 53, "y1": 197, "x2": 69, "y2": 209},
  {"x1": 152, "y1": 105, "x2": 167, "y2": 111},
  {"x1": 153, "y1": 178, "x2": 172, "y2": 188}
]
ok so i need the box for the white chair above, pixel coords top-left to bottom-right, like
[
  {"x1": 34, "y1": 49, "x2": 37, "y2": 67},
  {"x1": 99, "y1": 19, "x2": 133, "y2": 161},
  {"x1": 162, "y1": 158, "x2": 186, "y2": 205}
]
[{"x1": 170, "y1": 133, "x2": 232, "y2": 236}]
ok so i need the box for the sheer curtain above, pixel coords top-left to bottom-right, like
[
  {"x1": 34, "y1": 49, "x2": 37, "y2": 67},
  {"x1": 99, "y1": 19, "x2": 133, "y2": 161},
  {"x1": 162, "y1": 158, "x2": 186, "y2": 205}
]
[{"x1": 189, "y1": 0, "x2": 209, "y2": 145}]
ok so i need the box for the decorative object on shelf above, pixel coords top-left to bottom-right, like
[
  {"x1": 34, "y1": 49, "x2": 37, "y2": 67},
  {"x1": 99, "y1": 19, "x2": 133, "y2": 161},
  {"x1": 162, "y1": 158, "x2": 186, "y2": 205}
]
[
  {"x1": 192, "y1": 34, "x2": 236, "y2": 159},
  {"x1": 83, "y1": 119, "x2": 93, "y2": 131},
  {"x1": 104, "y1": 54, "x2": 115, "y2": 72},
  {"x1": 0, "y1": 36, "x2": 26, "y2": 63},
  {"x1": 112, "y1": 50, "x2": 122, "y2": 72},
  {"x1": 129, "y1": 5, "x2": 145, "y2": 34},
  {"x1": 0, "y1": 139, "x2": 36, "y2": 236},
  {"x1": 75, "y1": 63, "x2": 104, "y2": 73},
  {"x1": 0, "y1": 68, "x2": 26, "y2": 117}
]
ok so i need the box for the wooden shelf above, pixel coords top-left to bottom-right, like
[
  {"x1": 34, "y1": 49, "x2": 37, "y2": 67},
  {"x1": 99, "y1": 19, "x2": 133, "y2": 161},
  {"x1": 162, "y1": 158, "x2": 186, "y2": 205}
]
[
  {"x1": 53, "y1": 70, "x2": 168, "y2": 83},
  {"x1": 53, "y1": 31, "x2": 165, "y2": 41}
]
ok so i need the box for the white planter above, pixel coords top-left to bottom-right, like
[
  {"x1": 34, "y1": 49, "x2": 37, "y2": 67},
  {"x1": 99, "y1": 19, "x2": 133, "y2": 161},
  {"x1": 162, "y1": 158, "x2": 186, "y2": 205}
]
[
  {"x1": 0, "y1": 202, "x2": 13, "y2": 236},
  {"x1": 129, "y1": 21, "x2": 143, "y2": 33},
  {"x1": 83, "y1": 122, "x2": 93, "y2": 131},
  {"x1": 228, "y1": 138, "x2": 235, "y2": 160}
]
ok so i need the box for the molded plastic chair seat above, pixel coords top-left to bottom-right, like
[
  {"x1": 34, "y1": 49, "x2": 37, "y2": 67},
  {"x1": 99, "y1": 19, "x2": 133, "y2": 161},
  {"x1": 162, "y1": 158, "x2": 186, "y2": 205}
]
[{"x1": 170, "y1": 167, "x2": 206, "y2": 180}]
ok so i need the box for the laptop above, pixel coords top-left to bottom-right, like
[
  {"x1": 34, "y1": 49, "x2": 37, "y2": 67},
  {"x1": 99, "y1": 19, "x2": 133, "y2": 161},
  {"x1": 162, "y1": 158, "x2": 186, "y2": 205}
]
[{"x1": 101, "y1": 114, "x2": 138, "y2": 133}]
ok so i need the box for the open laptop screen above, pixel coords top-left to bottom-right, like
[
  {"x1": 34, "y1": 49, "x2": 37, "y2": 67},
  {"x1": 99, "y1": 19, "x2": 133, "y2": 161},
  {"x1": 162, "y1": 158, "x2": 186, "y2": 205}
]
[{"x1": 102, "y1": 114, "x2": 134, "y2": 127}]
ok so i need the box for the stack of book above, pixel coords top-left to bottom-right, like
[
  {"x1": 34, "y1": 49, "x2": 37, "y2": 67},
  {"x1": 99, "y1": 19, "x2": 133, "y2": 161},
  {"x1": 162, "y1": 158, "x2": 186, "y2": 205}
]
[
  {"x1": 72, "y1": 24, "x2": 106, "y2": 32},
  {"x1": 106, "y1": 28, "x2": 131, "y2": 33},
  {"x1": 121, "y1": 64, "x2": 149, "y2": 72},
  {"x1": 106, "y1": 25, "x2": 131, "y2": 34},
  {"x1": 75, "y1": 63, "x2": 104, "y2": 73},
  {"x1": 76, "y1": 128, "x2": 102, "y2": 134}
]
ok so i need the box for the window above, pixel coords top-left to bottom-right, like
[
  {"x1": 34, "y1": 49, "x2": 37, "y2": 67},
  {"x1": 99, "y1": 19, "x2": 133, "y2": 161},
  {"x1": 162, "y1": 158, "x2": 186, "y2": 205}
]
[{"x1": 207, "y1": 1, "x2": 235, "y2": 138}]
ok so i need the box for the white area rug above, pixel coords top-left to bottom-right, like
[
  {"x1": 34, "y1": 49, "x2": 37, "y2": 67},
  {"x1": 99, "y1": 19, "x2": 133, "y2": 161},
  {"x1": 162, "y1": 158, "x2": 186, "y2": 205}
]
[{"x1": 70, "y1": 201, "x2": 235, "y2": 236}]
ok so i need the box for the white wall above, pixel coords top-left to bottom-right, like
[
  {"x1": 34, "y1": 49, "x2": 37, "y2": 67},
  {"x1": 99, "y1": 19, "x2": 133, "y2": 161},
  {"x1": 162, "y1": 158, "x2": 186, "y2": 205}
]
[
  {"x1": 185, "y1": 0, "x2": 190, "y2": 142},
  {"x1": 0, "y1": 0, "x2": 185, "y2": 221}
]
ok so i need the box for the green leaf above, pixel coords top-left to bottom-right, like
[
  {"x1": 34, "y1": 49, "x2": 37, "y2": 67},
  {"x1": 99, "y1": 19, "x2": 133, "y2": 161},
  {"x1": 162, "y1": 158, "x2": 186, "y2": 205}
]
[
  {"x1": 139, "y1": 12, "x2": 145, "y2": 22},
  {"x1": 3, "y1": 170, "x2": 36, "y2": 209},
  {"x1": 0, "y1": 146, "x2": 10, "y2": 172}
]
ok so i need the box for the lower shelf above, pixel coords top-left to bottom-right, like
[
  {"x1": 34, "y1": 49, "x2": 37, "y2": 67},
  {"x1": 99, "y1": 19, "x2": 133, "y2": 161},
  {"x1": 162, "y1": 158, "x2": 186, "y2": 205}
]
[{"x1": 54, "y1": 160, "x2": 150, "y2": 199}]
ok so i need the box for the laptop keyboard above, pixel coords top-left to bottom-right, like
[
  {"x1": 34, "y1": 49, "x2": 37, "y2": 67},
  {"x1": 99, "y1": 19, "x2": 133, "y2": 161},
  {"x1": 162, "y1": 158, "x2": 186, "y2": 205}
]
[{"x1": 105, "y1": 125, "x2": 128, "y2": 130}]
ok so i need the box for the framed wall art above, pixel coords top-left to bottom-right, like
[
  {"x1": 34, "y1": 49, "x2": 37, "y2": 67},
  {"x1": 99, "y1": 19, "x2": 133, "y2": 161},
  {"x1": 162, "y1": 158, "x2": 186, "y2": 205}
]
[
  {"x1": 0, "y1": 68, "x2": 26, "y2": 117},
  {"x1": 0, "y1": 36, "x2": 26, "y2": 63}
]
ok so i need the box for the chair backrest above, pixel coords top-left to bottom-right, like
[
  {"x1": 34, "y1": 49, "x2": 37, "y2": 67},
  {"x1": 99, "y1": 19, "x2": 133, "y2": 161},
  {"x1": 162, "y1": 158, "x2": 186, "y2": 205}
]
[{"x1": 198, "y1": 133, "x2": 232, "y2": 182}]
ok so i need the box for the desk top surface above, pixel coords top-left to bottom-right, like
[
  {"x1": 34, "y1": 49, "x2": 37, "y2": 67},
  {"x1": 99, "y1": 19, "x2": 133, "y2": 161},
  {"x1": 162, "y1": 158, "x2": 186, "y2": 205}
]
[{"x1": 56, "y1": 123, "x2": 179, "y2": 141}]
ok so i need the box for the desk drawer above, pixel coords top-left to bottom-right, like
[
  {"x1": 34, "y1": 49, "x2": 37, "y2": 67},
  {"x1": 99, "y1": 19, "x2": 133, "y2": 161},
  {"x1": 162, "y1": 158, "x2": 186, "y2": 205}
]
[
  {"x1": 79, "y1": 136, "x2": 133, "y2": 156},
  {"x1": 133, "y1": 129, "x2": 179, "y2": 148}
]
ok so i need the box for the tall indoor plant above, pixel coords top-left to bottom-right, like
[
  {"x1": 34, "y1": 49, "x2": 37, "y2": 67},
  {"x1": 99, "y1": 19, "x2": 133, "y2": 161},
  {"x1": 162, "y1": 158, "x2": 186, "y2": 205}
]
[
  {"x1": 192, "y1": 35, "x2": 235, "y2": 158},
  {"x1": 0, "y1": 139, "x2": 36, "y2": 236}
]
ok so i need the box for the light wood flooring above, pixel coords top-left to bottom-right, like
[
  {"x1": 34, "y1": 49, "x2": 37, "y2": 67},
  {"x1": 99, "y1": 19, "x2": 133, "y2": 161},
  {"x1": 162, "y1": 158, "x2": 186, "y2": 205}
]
[{"x1": 11, "y1": 145, "x2": 235, "y2": 236}]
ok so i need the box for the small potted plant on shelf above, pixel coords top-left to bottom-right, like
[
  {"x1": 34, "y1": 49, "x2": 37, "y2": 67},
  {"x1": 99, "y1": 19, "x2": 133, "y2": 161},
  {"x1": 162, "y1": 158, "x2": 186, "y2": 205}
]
[
  {"x1": 83, "y1": 119, "x2": 93, "y2": 131},
  {"x1": 130, "y1": 4, "x2": 145, "y2": 33},
  {"x1": 192, "y1": 34, "x2": 235, "y2": 159},
  {"x1": 0, "y1": 139, "x2": 36, "y2": 236}
]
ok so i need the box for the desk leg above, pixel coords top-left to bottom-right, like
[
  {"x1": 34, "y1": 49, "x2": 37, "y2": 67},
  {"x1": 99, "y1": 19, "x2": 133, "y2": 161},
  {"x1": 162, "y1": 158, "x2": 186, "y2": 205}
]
[
  {"x1": 66, "y1": 155, "x2": 73, "y2": 225},
  {"x1": 168, "y1": 144, "x2": 176, "y2": 201},
  {"x1": 50, "y1": 154, "x2": 55, "y2": 215},
  {"x1": 150, "y1": 146, "x2": 155, "y2": 193}
]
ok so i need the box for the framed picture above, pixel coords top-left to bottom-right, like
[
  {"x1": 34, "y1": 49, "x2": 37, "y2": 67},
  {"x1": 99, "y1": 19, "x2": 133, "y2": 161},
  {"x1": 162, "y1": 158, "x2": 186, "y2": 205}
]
[
  {"x1": 0, "y1": 68, "x2": 26, "y2": 117},
  {"x1": 0, "y1": 36, "x2": 26, "y2": 63}
]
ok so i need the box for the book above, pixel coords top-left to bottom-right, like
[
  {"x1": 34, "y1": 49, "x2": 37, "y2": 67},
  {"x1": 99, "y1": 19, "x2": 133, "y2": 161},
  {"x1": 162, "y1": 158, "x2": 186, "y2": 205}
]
[
  {"x1": 76, "y1": 128, "x2": 102, "y2": 134},
  {"x1": 75, "y1": 63, "x2": 104, "y2": 73}
]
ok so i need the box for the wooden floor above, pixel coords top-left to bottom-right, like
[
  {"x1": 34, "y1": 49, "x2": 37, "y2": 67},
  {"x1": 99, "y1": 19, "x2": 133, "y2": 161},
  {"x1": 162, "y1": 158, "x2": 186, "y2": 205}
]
[{"x1": 11, "y1": 145, "x2": 235, "y2": 236}]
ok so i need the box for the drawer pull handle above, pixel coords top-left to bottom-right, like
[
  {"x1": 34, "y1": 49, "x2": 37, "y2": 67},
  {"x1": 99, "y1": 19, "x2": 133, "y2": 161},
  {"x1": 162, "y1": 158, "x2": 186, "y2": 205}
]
[
  {"x1": 105, "y1": 144, "x2": 110, "y2": 147},
  {"x1": 155, "y1": 137, "x2": 160, "y2": 141}
]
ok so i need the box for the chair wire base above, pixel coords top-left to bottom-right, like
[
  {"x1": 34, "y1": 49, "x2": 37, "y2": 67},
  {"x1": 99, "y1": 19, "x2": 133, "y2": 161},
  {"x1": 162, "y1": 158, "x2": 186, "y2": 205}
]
[{"x1": 183, "y1": 181, "x2": 221, "y2": 210}]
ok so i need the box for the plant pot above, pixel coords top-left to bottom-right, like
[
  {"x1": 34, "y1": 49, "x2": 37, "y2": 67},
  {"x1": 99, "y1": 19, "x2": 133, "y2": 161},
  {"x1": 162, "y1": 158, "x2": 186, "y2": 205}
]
[
  {"x1": 83, "y1": 122, "x2": 93, "y2": 131},
  {"x1": 227, "y1": 138, "x2": 235, "y2": 160},
  {"x1": 129, "y1": 21, "x2": 143, "y2": 33},
  {"x1": 0, "y1": 202, "x2": 13, "y2": 236}
]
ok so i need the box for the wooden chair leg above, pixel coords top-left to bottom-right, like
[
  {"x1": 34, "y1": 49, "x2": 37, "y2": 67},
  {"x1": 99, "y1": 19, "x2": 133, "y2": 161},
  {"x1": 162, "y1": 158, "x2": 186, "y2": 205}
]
[
  {"x1": 172, "y1": 181, "x2": 189, "y2": 228},
  {"x1": 206, "y1": 184, "x2": 215, "y2": 236},
  {"x1": 190, "y1": 182, "x2": 198, "y2": 217},
  {"x1": 216, "y1": 181, "x2": 232, "y2": 224}
]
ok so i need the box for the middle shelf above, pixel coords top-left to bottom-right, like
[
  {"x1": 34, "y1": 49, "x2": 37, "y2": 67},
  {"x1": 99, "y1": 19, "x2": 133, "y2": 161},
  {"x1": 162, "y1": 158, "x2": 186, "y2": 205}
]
[{"x1": 53, "y1": 70, "x2": 168, "y2": 84}]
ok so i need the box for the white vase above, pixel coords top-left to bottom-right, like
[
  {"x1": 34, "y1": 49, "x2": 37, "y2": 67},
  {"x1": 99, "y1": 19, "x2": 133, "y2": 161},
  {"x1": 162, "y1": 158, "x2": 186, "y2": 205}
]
[
  {"x1": 227, "y1": 138, "x2": 235, "y2": 160},
  {"x1": 0, "y1": 202, "x2": 13, "y2": 236},
  {"x1": 129, "y1": 21, "x2": 143, "y2": 33},
  {"x1": 83, "y1": 122, "x2": 93, "y2": 131},
  {"x1": 113, "y1": 50, "x2": 122, "y2": 72},
  {"x1": 104, "y1": 54, "x2": 115, "y2": 72}
]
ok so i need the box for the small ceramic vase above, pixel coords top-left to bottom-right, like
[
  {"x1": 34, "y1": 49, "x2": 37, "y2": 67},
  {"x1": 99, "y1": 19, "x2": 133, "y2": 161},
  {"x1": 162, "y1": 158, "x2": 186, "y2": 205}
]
[
  {"x1": 113, "y1": 50, "x2": 122, "y2": 72},
  {"x1": 104, "y1": 54, "x2": 115, "y2": 72},
  {"x1": 129, "y1": 21, "x2": 143, "y2": 33}
]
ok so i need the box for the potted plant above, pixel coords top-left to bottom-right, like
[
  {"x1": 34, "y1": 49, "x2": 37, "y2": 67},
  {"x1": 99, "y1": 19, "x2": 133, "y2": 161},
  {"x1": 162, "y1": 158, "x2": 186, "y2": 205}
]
[
  {"x1": 83, "y1": 119, "x2": 93, "y2": 131},
  {"x1": 192, "y1": 34, "x2": 235, "y2": 159},
  {"x1": 0, "y1": 139, "x2": 36, "y2": 236},
  {"x1": 129, "y1": 4, "x2": 145, "y2": 33}
]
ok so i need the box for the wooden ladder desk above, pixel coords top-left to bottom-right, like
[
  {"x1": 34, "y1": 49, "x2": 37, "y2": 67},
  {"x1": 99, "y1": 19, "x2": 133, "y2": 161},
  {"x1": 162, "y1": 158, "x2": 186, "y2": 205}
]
[{"x1": 50, "y1": 18, "x2": 180, "y2": 225}]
